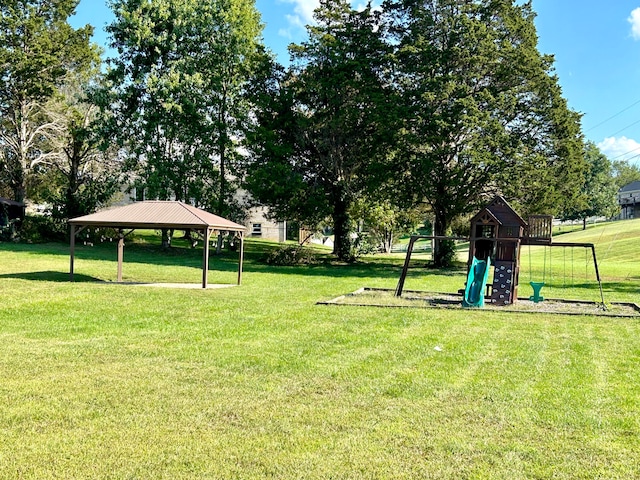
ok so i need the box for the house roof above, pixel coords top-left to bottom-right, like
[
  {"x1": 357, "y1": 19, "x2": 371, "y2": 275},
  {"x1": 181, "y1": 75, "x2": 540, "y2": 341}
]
[
  {"x1": 0, "y1": 197, "x2": 25, "y2": 207},
  {"x1": 69, "y1": 201, "x2": 246, "y2": 231},
  {"x1": 471, "y1": 196, "x2": 527, "y2": 227},
  {"x1": 620, "y1": 181, "x2": 640, "y2": 193}
]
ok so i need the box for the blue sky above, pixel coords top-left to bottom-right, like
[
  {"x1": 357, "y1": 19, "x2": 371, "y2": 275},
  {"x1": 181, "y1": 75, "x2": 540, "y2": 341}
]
[{"x1": 71, "y1": 0, "x2": 640, "y2": 165}]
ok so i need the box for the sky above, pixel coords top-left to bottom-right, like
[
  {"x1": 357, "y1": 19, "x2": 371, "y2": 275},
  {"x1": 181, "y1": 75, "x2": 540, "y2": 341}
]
[{"x1": 70, "y1": 0, "x2": 640, "y2": 166}]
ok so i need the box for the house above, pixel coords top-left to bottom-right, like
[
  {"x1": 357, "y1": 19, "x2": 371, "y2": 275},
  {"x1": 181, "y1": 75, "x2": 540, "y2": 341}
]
[
  {"x1": 0, "y1": 197, "x2": 25, "y2": 238},
  {"x1": 618, "y1": 181, "x2": 640, "y2": 220},
  {"x1": 245, "y1": 206, "x2": 287, "y2": 242}
]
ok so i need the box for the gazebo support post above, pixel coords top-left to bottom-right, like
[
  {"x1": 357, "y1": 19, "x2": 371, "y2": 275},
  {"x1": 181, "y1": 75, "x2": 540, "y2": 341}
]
[
  {"x1": 117, "y1": 229, "x2": 124, "y2": 282},
  {"x1": 70, "y1": 225, "x2": 76, "y2": 282},
  {"x1": 237, "y1": 232, "x2": 244, "y2": 285},
  {"x1": 202, "y1": 227, "x2": 211, "y2": 289}
]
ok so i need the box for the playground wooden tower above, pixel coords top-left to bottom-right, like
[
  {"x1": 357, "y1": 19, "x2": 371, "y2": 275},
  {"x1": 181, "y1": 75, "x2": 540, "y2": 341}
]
[{"x1": 468, "y1": 196, "x2": 552, "y2": 305}]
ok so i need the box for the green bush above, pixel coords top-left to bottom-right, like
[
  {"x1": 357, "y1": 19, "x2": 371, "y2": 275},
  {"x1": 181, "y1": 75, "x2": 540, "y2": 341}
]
[
  {"x1": 349, "y1": 232, "x2": 378, "y2": 260},
  {"x1": 19, "y1": 215, "x2": 67, "y2": 243},
  {"x1": 433, "y1": 238, "x2": 458, "y2": 268},
  {"x1": 263, "y1": 244, "x2": 317, "y2": 265}
]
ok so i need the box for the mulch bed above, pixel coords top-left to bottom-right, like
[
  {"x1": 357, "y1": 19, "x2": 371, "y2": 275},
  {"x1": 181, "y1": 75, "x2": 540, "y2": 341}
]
[{"x1": 319, "y1": 287, "x2": 640, "y2": 318}]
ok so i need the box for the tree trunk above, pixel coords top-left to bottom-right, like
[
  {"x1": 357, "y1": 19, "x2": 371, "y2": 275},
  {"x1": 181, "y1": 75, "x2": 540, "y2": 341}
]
[
  {"x1": 10, "y1": 153, "x2": 26, "y2": 203},
  {"x1": 65, "y1": 154, "x2": 81, "y2": 218},
  {"x1": 383, "y1": 229, "x2": 393, "y2": 254},
  {"x1": 15, "y1": 100, "x2": 30, "y2": 204},
  {"x1": 432, "y1": 207, "x2": 451, "y2": 267},
  {"x1": 218, "y1": 90, "x2": 228, "y2": 217},
  {"x1": 13, "y1": 182, "x2": 26, "y2": 205},
  {"x1": 582, "y1": 217, "x2": 587, "y2": 230},
  {"x1": 218, "y1": 138, "x2": 227, "y2": 216},
  {"x1": 161, "y1": 228, "x2": 172, "y2": 249},
  {"x1": 332, "y1": 189, "x2": 352, "y2": 262},
  {"x1": 216, "y1": 232, "x2": 223, "y2": 255}
]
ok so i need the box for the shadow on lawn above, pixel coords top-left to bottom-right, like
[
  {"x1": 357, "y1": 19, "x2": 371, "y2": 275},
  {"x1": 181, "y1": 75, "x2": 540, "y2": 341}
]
[
  {"x1": 602, "y1": 281, "x2": 640, "y2": 296},
  {"x1": 542, "y1": 280, "x2": 640, "y2": 298},
  {"x1": 0, "y1": 240, "x2": 465, "y2": 281},
  {"x1": 244, "y1": 258, "x2": 467, "y2": 282},
  {"x1": 0, "y1": 270, "x2": 100, "y2": 283},
  {"x1": 0, "y1": 240, "x2": 236, "y2": 269}
]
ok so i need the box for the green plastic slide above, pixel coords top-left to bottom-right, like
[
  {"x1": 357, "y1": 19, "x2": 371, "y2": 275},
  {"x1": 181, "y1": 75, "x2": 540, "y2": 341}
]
[{"x1": 462, "y1": 256, "x2": 491, "y2": 308}]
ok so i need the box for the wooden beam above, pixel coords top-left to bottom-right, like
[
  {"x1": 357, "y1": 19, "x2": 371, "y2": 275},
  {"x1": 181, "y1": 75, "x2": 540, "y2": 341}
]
[
  {"x1": 202, "y1": 227, "x2": 211, "y2": 289},
  {"x1": 395, "y1": 236, "x2": 417, "y2": 297},
  {"x1": 237, "y1": 232, "x2": 244, "y2": 285},
  {"x1": 117, "y1": 229, "x2": 124, "y2": 282}
]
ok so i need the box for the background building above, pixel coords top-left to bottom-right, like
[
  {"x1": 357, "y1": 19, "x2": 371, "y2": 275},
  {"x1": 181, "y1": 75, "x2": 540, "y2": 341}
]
[{"x1": 618, "y1": 181, "x2": 640, "y2": 220}]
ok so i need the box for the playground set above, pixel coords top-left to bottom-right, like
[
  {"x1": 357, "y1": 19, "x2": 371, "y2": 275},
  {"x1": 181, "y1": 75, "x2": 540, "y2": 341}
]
[{"x1": 395, "y1": 196, "x2": 606, "y2": 308}]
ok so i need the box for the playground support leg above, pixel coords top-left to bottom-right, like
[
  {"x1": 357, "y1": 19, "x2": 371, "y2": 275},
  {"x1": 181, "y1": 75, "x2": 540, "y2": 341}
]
[
  {"x1": 395, "y1": 237, "x2": 417, "y2": 297},
  {"x1": 591, "y1": 245, "x2": 606, "y2": 310}
]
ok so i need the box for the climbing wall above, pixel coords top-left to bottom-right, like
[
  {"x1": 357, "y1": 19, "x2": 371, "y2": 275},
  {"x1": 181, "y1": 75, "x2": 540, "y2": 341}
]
[{"x1": 491, "y1": 261, "x2": 516, "y2": 306}]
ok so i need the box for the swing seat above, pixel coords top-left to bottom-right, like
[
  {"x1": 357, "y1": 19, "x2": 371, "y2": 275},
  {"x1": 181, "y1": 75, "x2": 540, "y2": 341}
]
[{"x1": 529, "y1": 281, "x2": 545, "y2": 303}]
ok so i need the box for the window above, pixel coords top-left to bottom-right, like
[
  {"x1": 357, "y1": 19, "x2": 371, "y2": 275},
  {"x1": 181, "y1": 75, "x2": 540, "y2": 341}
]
[
  {"x1": 252, "y1": 224, "x2": 262, "y2": 236},
  {"x1": 480, "y1": 225, "x2": 494, "y2": 238}
]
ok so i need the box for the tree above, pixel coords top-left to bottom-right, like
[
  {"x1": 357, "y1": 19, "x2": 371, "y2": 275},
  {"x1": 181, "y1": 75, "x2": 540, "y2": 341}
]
[
  {"x1": 350, "y1": 197, "x2": 425, "y2": 253},
  {"x1": 560, "y1": 142, "x2": 619, "y2": 229},
  {"x1": 384, "y1": 0, "x2": 585, "y2": 266},
  {"x1": 612, "y1": 159, "x2": 640, "y2": 190},
  {"x1": 102, "y1": 0, "x2": 264, "y2": 223},
  {"x1": 244, "y1": 0, "x2": 394, "y2": 261},
  {"x1": 40, "y1": 70, "x2": 122, "y2": 220},
  {"x1": 0, "y1": 0, "x2": 97, "y2": 202}
]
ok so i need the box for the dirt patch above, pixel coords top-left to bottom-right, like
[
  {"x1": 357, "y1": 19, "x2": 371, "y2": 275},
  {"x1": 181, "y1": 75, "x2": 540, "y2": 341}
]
[{"x1": 320, "y1": 288, "x2": 640, "y2": 318}]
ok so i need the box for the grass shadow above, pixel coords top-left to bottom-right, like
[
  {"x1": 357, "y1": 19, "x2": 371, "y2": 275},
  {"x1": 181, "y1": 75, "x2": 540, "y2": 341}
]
[
  {"x1": 601, "y1": 281, "x2": 640, "y2": 296},
  {"x1": 0, "y1": 238, "x2": 469, "y2": 282},
  {"x1": 0, "y1": 270, "x2": 101, "y2": 283}
]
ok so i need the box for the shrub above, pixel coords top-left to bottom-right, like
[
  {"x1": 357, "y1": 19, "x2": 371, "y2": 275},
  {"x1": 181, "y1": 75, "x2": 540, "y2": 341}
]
[
  {"x1": 348, "y1": 232, "x2": 378, "y2": 261},
  {"x1": 19, "y1": 215, "x2": 67, "y2": 243},
  {"x1": 433, "y1": 238, "x2": 458, "y2": 268},
  {"x1": 263, "y1": 245, "x2": 317, "y2": 266}
]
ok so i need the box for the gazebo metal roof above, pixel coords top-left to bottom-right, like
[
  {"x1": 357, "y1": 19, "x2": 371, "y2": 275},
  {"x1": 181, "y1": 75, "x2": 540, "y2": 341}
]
[
  {"x1": 0, "y1": 197, "x2": 25, "y2": 208},
  {"x1": 69, "y1": 201, "x2": 246, "y2": 288},
  {"x1": 69, "y1": 200, "x2": 245, "y2": 231}
]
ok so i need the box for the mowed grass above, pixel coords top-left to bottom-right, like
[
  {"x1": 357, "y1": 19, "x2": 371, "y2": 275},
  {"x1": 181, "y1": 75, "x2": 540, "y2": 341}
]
[{"x1": 0, "y1": 222, "x2": 639, "y2": 479}]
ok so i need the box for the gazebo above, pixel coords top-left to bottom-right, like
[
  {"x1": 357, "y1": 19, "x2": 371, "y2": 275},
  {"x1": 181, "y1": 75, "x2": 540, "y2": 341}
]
[
  {"x1": 69, "y1": 201, "x2": 246, "y2": 288},
  {"x1": 0, "y1": 197, "x2": 25, "y2": 225}
]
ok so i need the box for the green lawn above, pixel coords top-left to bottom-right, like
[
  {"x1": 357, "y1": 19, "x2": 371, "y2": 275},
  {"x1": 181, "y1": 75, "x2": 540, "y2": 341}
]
[{"x1": 0, "y1": 221, "x2": 639, "y2": 479}]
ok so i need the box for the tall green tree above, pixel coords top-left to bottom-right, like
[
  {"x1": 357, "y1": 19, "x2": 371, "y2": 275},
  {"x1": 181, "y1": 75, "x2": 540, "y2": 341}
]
[
  {"x1": 102, "y1": 0, "x2": 264, "y2": 220},
  {"x1": 560, "y1": 141, "x2": 619, "y2": 229},
  {"x1": 0, "y1": 0, "x2": 97, "y2": 202},
  {"x1": 384, "y1": 0, "x2": 585, "y2": 265},
  {"x1": 245, "y1": 0, "x2": 393, "y2": 261}
]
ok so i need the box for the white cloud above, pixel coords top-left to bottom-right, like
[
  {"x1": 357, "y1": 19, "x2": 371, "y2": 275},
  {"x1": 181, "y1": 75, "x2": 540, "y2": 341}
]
[
  {"x1": 355, "y1": 1, "x2": 382, "y2": 12},
  {"x1": 629, "y1": 8, "x2": 640, "y2": 40},
  {"x1": 278, "y1": 0, "x2": 382, "y2": 39},
  {"x1": 597, "y1": 136, "x2": 640, "y2": 162},
  {"x1": 278, "y1": 0, "x2": 319, "y2": 38},
  {"x1": 278, "y1": 27, "x2": 293, "y2": 40}
]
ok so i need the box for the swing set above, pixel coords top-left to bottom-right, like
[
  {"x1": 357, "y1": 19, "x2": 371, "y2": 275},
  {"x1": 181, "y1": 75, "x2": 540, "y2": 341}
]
[
  {"x1": 526, "y1": 241, "x2": 605, "y2": 307},
  {"x1": 395, "y1": 196, "x2": 606, "y2": 309}
]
